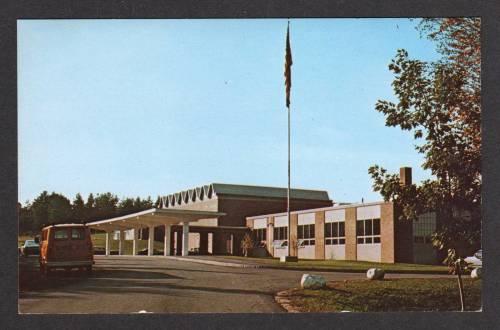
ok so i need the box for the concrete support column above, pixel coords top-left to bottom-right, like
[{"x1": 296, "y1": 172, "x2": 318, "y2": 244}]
[
  {"x1": 164, "y1": 224, "x2": 171, "y2": 256},
  {"x1": 182, "y1": 222, "x2": 189, "y2": 256},
  {"x1": 132, "y1": 228, "x2": 138, "y2": 256},
  {"x1": 266, "y1": 217, "x2": 274, "y2": 256},
  {"x1": 148, "y1": 225, "x2": 154, "y2": 256},
  {"x1": 105, "y1": 231, "x2": 112, "y2": 256},
  {"x1": 118, "y1": 230, "x2": 125, "y2": 255}
]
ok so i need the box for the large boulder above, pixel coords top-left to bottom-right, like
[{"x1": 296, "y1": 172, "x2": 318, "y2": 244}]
[
  {"x1": 366, "y1": 268, "x2": 385, "y2": 280},
  {"x1": 471, "y1": 267, "x2": 482, "y2": 279},
  {"x1": 300, "y1": 274, "x2": 326, "y2": 289}
]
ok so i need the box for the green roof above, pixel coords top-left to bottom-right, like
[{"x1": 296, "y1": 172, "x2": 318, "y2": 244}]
[{"x1": 211, "y1": 183, "x2": 330, "y2": 201}]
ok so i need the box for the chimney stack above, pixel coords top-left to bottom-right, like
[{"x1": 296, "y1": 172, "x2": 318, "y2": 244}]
[{"x1": 400, "y1": 167, "x2": 412, "y2": 186}]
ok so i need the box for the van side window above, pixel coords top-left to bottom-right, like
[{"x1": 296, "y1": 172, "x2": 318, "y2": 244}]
[
  {"x1": 71, "y1": 228, "x2": 85, "y2": 240},
  {"x1": 54, "y1": 229, "x2": 69, "y2": 240}
]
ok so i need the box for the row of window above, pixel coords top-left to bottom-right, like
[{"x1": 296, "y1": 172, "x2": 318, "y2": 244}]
[
  {"x1": 273, "y1": 227, "x2": 288, "y2": 241},
  {"x1": 325, "y1": 221, "x2": 345, "y2": 245},
  {"x1": 356, "y1": 219, "x2": 381, "y2": 244},
  {"x1": 253, "y1": 228, "x2": 266, "y2": 242},
  {"x1": 252, "y1": 218, "x2": 382, "y2": 246}
]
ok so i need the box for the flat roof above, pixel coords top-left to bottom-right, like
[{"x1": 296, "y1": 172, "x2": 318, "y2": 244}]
[
  {"x1": 246, "y1": 200, "x2": 390, "y2": 220},
  {"x1": 211, "y1": 183, "x2": 330, "y2": 201},
  {"x1": 87, "y1": 208, "x2": 226, "y2": 231},
  {"x1": 42, "y1": 223, "x2": 87, "y2": 229}
]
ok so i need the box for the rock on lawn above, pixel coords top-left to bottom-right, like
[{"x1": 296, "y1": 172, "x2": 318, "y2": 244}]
[
  {"x1": 301, "y1": 274, "x2": 326, "y2": 289},
  {"x1": 366, "y1": 268, "x2": 385, "y2": 280}
]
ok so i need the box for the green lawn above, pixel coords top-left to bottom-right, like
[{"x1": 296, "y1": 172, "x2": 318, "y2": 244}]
[
  {"x1": 222, "y1": 256, "x2": 450, "y2": 274},
  {"x1": 287, "y1": 278, "x2": 481, "y2": 312},
  {"x1": 91, "y1": 233, "x2": 165, "y2": 254}
]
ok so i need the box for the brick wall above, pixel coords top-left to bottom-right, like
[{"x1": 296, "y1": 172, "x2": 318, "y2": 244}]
[
  {"x1": 380, "y1": 202, "x2": 395, "y2": 263},
  {"x1": 315, "y1": 211, "x2": 325, "y2": 259},
  {"x1": 345, "y1": 207, "x2": 357, "y2": 260},
  {"x1": 289, "y1": 213, "x2": 298, "y2": 257}
]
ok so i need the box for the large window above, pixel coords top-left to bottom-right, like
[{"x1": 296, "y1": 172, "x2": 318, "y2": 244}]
[
  {"x1": 413, "y1": 212, "x2": 436, "y2": 244},
  {"x1": 273, "y1": 226, "x2": 288, "y2": 248},
  {"x1": 297, "y1": 224, "x2": 315, "y2": 246},
  {"x1": 253, "y1": 228, "x2": 266, "y2": 244},
  {"x1": 325, "y1": 221, "x2": 345, "y2": 245},
  {"x1": 273, "y1": 226, "x2": 288, "y2": 241},
  {"x1": 356, "y1": 218, "x2": 380, "y2": 244}
]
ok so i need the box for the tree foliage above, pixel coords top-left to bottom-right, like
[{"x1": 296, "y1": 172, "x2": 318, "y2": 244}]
[
  {"x1": 370, "y1": 18, "x2": 481, "y2": 265},
  {"x1": 240, "y1": 233, "x2": 254, "y2": 257},
  {"x1": 19, "y1": 191, "x2": 157, "y2": 234}
]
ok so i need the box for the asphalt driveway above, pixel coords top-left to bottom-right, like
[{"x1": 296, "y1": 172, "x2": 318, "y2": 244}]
[{"x1": 19, "y1": 255, "x2": 451, "y2": 313}]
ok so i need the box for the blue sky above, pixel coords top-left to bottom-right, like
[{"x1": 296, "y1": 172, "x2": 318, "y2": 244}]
[{"x1": 18, "y1": 19, "x2": 439, "y2": 204}]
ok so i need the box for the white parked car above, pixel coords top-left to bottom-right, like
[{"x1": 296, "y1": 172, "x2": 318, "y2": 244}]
[{"x1": 464, "y1": 249, "x2": 482, "y2": 268}]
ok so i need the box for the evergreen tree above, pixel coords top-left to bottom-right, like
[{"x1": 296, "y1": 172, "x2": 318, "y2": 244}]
[
  {"x1": 72, "y1": 193, "x2": 86, "y2": 223},
  {"x1": 86, "y1": 193, "x2": 96, "y2": 221}
]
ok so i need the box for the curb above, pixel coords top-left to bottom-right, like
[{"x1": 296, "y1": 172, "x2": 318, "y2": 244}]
[
  {"x1": 164, "y1": 256, "x2": 450, "y2": 275},
  {"x1": 165, "y1": 256, "x2": 263, "y2": 268},
  {"x1": 274, "y1": 289, "x2": 301, "y2": 313}
]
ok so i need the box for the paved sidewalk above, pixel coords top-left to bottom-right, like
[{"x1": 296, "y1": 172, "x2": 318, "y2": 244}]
[
  {"x1": 165, "y1": 255, "x2": 263, "y2": 268},
  {"x1": 165, "y1": 255, "x2": 452, "y2": 275}
]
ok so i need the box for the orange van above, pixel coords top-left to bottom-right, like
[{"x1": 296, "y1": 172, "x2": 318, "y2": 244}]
[{"x1": 39, "y1": 224, "x2": 94, "y2": 274}]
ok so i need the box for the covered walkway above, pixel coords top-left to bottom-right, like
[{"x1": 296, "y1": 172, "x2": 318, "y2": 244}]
[{"x1": 87, "y1": 208, "x2": 225, "y2": 257}]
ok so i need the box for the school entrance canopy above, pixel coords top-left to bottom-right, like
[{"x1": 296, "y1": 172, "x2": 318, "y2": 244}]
[{"x1": 87, "y1": 208, "x2": 226, "y2": 257}]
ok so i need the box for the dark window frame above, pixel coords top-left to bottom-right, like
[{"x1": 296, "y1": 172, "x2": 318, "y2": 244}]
[
  {"x1": 356, "y1": 218, "x2": 381, "y2": 245},
  {"x1": 325, "y1": 221, "x2": 346, "y2": 245},
  {"x1": 298, "y1": 224, "x2": 315, "y2": 246}
]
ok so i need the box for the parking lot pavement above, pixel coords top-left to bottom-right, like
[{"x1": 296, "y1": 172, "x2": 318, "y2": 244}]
[{"x1": 18, "y1": 255, "x2": 452, "y2": 314}]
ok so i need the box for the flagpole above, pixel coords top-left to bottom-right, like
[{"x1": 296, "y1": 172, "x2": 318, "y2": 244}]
[
  {"x1": 284, "y1": 19, "x2": 295, "y2": 261},
  {"x1": 287, "y1": 103, "x2": 291, "y2": 258}
]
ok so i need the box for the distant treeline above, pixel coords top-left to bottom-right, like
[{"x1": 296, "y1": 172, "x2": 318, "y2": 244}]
[{"x1": 19, "y1": 191, "x2": 158, "y2": 234}]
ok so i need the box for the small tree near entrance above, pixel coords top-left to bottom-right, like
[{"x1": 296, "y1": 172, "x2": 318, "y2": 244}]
[{"x1": 241, "y1": 233, "x2": 254, "y2": 257}]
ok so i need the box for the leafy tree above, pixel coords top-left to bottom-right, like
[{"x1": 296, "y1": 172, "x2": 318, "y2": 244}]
[
  {"x1": 31, "y1": 191, "x2": 72, "y2": 229},
  {"x1": 155, "y1": 196, "x2": 161, "y2": 208},
  {"x1": 31, "y1": 191, "x2": 49, "y2": 231},
  {"x1": 19, "y1": 201, "x2": 34, "y2": 234},
  {"x1": 133, "y1": 196, "x2": 153, "y2": 211},
  {"x1": 72, "y1": 193, "x2": 86, "y2": 222},
  {"x1": 47, "y1": 193, "x2": 73, "y2": 224},
  {"x1": 370, "y1": 18, "x2": 481, "y2": 265},
  {"x1": 86, "y1": 193, "x2": 96, "y2": 220},
  {"x1": 240, "y1": 233, "x2": 254, "y2": 257},
  {"x1": 93, "y1": 192, "x2": 119, "y2": 220},
  {"x1": 117, "y1": 197, "x2": 136, "y2": 216}
]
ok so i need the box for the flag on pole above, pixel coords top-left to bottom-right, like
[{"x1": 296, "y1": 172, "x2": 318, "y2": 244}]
[{"x1": 284, "y1": 21, "x2": 293, "y2": 109}]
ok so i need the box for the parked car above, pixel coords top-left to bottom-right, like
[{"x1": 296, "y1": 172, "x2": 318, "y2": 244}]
[
  {"x1": 39, "y1": 224, "x2": 94, "y2": 274},
  {"x1": 464, "y1": 249, "x2": 482, "y2": 268},
  {"x1": 21, "y1": 239, "x2": 40, "y2": 256}
]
